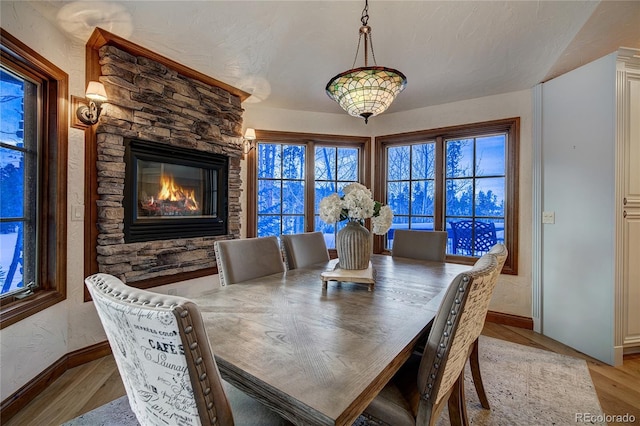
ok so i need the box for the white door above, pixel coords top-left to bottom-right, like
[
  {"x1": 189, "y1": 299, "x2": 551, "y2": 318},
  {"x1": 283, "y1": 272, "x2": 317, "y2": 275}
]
[{"x1": 540, "y1": 53, "x2": 617, "y2": 365}]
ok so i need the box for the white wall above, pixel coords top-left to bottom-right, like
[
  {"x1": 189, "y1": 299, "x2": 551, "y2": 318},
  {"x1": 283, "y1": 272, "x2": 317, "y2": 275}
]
[
  {"x1": 541, "y1": 53, "x2": 616, "y2": 364},
  {"x1": 244, "y1": 105, "x2": 371, "y2": 137},
  {"x1": 0, "y1": 2, "x2": 534, "y2": 402}
]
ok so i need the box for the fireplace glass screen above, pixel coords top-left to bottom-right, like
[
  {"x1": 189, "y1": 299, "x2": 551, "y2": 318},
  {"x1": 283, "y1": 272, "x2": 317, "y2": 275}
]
[
  {"x1": 136, "y1": 160, "x2": 217, "y2": 219},
  {"x1": 124, "y1": 138, "x2": 228, "y2": 243}
]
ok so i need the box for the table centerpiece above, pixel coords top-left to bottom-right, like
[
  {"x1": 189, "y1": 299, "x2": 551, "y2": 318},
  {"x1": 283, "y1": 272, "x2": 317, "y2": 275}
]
[{"x1": 319, "y1": 183, "x2": 393, "y2": 270}]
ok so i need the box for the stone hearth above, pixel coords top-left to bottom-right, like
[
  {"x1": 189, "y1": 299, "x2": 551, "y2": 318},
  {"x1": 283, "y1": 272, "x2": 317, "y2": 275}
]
[{"x1": 93, "y1": 44, "x2": 244, "y2": 284}]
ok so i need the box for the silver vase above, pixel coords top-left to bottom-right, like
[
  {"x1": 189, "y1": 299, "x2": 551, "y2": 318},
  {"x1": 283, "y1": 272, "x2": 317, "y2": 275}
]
[{"x1": 336, "y1": 221, "x2": 371, "y2": 270}]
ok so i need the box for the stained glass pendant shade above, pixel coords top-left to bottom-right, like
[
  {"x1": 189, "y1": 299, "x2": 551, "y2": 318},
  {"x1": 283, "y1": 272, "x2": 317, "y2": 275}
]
[{"x1": 326, "y1": 1, "x2": 407, "y2": 124}]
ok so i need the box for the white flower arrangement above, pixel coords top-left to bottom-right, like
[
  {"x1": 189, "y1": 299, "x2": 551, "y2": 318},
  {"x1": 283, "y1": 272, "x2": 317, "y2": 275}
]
[{"x1": 319, "y1": 182, "x2": 394, "y2": 235}]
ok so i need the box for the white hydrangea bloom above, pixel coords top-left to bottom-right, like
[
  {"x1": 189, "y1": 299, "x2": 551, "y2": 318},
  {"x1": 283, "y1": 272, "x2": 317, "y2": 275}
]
[
  {"x1": 319, "y1": 193, "x2": 343, "y2": 224},
  {"x1": 342, "y1": 186, "x2": 375, "y2": 220},
  {"x1": 317, "y1": 182, "x2": 394, "y2": 235},
  {"x1": 371, "y1": 205, "x2": 394, "y2": 235}
]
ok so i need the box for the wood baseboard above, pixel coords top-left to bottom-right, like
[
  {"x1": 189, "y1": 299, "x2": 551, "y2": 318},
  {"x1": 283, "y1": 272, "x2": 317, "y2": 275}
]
[
  {"x1": 486, "y1": 310, "x2": 533, "y2": 329},
  {"x1": 1, "y1": 341, "x2": 111, "y2": 422}
]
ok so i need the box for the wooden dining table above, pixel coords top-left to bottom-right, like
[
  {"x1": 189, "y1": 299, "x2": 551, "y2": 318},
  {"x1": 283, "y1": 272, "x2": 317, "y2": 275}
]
[{"x1": 190, "y1": 254, "x2": 470, "y2": 425}]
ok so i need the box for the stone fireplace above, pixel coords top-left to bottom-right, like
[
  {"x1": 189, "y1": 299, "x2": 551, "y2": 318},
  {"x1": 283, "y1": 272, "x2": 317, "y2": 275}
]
[{"x1": 91, "y1": 42, "x2": 245, "y2": 286}]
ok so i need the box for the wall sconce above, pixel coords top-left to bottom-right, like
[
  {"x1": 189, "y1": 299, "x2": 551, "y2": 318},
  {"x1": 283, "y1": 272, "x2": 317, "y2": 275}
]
[
  {"x1": 76, "y1": 81, "x2": 107, "y2": 125},
  {"x1": 243, "y1": 128, "x2": 257, "y2": 155}
]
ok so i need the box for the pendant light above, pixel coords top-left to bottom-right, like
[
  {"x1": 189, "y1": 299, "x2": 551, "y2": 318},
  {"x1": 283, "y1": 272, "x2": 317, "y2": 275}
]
[{"x1": 325, "y1": 0, "x2": 407, "y2": 123}]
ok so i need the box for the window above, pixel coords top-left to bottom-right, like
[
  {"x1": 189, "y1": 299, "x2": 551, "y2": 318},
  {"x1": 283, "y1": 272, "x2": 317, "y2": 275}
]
[
  {"x1": 314, "y1": 145, "x2": 360, "y2": 248},
  {"x1": 256, "y1": 143, "x2": 306, "y2": 237},
  {"x1": 247, "y1": 131, "x2": 369, "y2": 248},
  {"x1": 0, "y1": 30, "x2": 68, "y2": 328},
  {"x1": 387, "y1": 143, "x2": 437, "y2": 236},
  {"x1": 376, "y1": 118, "x2": 519, "y2": 274}
]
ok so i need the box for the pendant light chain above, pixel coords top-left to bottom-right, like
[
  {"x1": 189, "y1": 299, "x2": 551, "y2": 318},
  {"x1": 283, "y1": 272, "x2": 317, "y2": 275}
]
[
  {"x1": 351, "y1": 32, "x2": 364, "y2": 70},
  {"x1": 368, "y1": 31, "x2": 377, "y2": 66},
  {"x1": 361, "y1": 0, "x2": 369, "y2": 26}
]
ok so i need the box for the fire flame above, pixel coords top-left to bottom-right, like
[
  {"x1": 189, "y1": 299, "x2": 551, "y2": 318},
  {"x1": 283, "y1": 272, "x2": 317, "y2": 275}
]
[{"x1": 157, "y1": 174, "x2": 199, "y2": 211}]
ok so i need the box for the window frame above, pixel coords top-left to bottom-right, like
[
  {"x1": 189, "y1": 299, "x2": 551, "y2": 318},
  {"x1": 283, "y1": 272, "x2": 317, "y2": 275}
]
[
  {"x1": 375, "y1": 118, "x2": 519, "y2": 274},
  {"x1": 246, "y1": 130, "x2": 370, "y2": 249},
  {"x1": 0, "y1": 29, "x2": 68, "y2": 328}
]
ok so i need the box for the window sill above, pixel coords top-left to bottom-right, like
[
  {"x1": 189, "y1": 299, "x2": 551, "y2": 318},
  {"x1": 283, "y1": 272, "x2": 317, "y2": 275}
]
[{"x1": 1, "y1": 290, "x2": 66, "y2": 329}]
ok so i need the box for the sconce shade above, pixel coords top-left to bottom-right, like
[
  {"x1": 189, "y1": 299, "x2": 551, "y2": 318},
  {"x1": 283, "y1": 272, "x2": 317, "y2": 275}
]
[
  {"x1": 77, "y1": 81, "x2": 107, "y2": 125},
  {"x1": 242, "y1": 128, "x2": 257, "y2": 155},
  {"x1": 85, "y1": 81, "x2": 107, "y2": 102},
  {"x1": 244, "y1": 128, "x2": 256, "y2": 140}
]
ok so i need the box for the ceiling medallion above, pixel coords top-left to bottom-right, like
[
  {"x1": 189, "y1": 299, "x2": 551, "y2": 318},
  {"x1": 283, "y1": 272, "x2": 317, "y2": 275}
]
[{"x1": 325, "y1": 0, "x2": 407, "y2": 124}]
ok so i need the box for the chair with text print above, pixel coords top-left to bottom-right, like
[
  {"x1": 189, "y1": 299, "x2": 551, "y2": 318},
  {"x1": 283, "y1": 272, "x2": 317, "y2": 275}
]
[
  {"x1": 363, "y1": 253, "x2": 500, "y2": 426},
  {"x1": 467, "y1": 243, "x2": 508, "y2": 411},
  {"x1": 85, "y1": 273, "x2": 289, "y2": 425}
]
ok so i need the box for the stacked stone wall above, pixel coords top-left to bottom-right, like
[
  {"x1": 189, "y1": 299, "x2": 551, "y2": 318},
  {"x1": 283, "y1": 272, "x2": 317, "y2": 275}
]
[{"x1": 94, "y1": 44, "x2": 243, "y2": 283}]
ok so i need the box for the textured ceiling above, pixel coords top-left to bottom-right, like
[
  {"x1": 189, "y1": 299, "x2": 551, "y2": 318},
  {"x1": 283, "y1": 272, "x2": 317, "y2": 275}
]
[{"x1": 28, "y1": 0, "x2": 640, "y2": 115}]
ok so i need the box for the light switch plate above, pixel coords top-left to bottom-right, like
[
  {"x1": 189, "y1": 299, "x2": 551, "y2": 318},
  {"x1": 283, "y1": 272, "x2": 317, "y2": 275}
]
[
  {"x1": 542, "y1": 211, "x2": 555, "y2": 224},
  {"x1": 71, "y1": 205, "x2": 84, "y2": 221}
]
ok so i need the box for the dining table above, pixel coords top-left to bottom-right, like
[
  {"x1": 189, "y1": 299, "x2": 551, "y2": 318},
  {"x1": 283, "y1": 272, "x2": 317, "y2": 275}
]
[{"x1": 190, "y1": 254, "x2": 470, "y2": 425}]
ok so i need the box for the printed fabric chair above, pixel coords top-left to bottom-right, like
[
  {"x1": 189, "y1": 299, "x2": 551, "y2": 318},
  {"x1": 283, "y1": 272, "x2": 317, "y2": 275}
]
[
  {"x1": 449, "y1": 220, "x2": 497, "y2": 256},
  {"x1": 392, "y1": 229, "x2": 449, "y2": 262},
  {"x1": 84, "y1": 273, "x2": 289, "y2": 426},
  {"x1": 214, "y1": 236, "x2": 286, "y2": 286},
  {"x1": 363, "y1": 253, "x2": 500, "y2": 426},
  {"x1": 280, "y1": 232, "x2": 330, "y2": 270},
  {"x1": 468, "y1": 243, "x2": 508, "y2": 410}
]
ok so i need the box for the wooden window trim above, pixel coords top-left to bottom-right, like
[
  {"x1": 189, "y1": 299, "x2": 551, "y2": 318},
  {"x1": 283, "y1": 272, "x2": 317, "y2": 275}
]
[
  {"x1": 246, "y1": 130, "x2": 371, "y2": 244},
  {"x1": 374, "y1": 118, "x2": 519, "y2": 274},
  {"x1": 0, "y1": 29, "x2": 68, "y2": 329}
]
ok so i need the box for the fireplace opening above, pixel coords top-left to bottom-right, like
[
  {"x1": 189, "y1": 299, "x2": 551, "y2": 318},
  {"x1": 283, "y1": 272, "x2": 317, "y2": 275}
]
[
  {"x1": 124, "y1": 139, "x2": 228, "y2": 242},
  {"x1": 137, "y1": 161, "x2": 209, "y2": 218}
]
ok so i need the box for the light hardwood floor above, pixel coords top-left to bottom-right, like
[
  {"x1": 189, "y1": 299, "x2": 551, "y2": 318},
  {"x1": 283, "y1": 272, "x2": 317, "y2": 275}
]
[{"x1": 4, "y1": 323, "x2": 640, "y2": 426}]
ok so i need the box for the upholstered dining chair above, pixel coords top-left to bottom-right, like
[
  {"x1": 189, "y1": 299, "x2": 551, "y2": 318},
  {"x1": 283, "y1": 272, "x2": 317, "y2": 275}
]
[
  {"x1": 84, "y1": 273, "x2": 289, "y2": 426},
  {"x1": 468, "y1": 243, "x2": 508, "y2": 410},
  {"x1": 363, "y1": 253, "x2": 500, "y2": 426},
  {"x1": 392, "y1": 229, "x2": 449, "y2": 262},
  {"x1": 280, "y1": 231, "x2": 330, "y2": 270},
  {"x1": 214, "y1": 236, "x2": 286, "y2": 286}
]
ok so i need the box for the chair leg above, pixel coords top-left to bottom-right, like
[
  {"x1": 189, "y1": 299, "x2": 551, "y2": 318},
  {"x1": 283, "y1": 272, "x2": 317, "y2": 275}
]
[
  {"x1": 470, "y1": 337, "x2": 491, "y2": 409},
  {"x1": 459, "y1": 371, "x2": 470, "y2": 426},
  {"x1": 447, "y1": 373, "x2": 469, "y2": 426}
]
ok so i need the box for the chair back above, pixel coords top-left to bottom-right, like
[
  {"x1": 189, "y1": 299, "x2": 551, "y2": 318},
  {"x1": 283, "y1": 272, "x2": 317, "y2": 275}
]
[
  {"x1": 449, "y1": 220, "x2": 497, "y2": 255},
  {"x1": 488, "y1": 243, "x2": 508, "y2": 272},
  {"x1": 280, "y1": 232, "x2": 330, "y2": 269},
  {"x1": 391, "y1": 229, "x2": 448, "y2": 262},
  {"x1": 85, "y1": 273, "x2": 234, "y2": 426},
  {"x1": 415, "y1": 253, "x2": 499, "y2": 422},
  {"x1": 215, "y1": 236, "x2": 285, "y2": 285}
]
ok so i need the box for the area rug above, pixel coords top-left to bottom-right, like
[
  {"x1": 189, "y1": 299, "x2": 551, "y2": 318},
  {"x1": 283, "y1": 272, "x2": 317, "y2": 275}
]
[
  {"x1": 63, "y1": 336, "x2": 604, "y2": 425},
  {"x1": 437, "y1": 336, "x2": 605, "y2": 426}
]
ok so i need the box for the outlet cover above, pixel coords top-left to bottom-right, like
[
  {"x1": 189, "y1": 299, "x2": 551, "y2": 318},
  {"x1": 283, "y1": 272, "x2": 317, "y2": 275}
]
[{"x1": 542, "y1": 211, "x2": 555, "y2": 224}]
